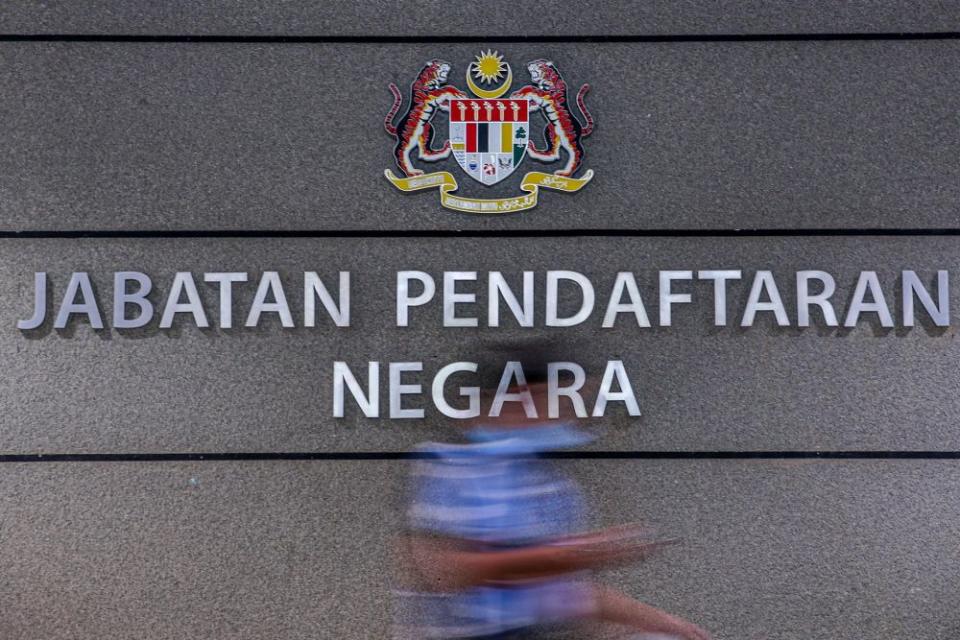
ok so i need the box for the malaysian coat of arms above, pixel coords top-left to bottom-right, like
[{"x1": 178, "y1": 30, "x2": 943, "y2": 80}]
[{"x1": 384, "y1": 51, "x2": 595, "y2": 214}]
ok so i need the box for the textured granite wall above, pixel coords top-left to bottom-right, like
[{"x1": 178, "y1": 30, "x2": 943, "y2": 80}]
[
  {"x1": 2, "y1": 460, "x2": 959, "y2": 639},
  {"x1": 0, "y1": 7, "x2": 957, "y2": 640},
  {"x1": 2, "y1": 2, "x2": 958, "y2": 36},
  {"x1": 1, "y1": 41, "x2": 958, "y2": 230}
]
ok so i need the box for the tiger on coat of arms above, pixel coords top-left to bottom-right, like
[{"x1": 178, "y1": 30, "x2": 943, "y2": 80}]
[
  {"x1": 510, "y1": 59, "x2": 594, "y2": 178},
  {"x1": 383, "y1": 60, "x2": 466, "y2": 177}
]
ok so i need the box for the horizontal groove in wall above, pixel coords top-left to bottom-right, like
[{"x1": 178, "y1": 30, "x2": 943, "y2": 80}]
[
  {"x1": 0, "y1": 33, "x2": 958, "y2": 44},
  {"x1": 1, "y1": 229, "x2": 960, "y2": 239},
  {"x1": 2, "y1": 451, "x2": 959, "y2": 463}
]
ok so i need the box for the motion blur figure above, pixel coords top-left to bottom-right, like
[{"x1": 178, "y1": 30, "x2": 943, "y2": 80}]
[{"x1": 394, "y1": 344, "x2": 711, "y2": 640}]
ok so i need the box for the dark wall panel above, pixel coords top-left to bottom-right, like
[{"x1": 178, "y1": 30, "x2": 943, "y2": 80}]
[
  {"x1": 1, "y1": 41, "x2": 957, "y2": 230},
  {"x1": 1, "y1": 2, "x2": 957, "y2": 36},
  {"x1": 1, "y1": 460, "x2": 956, "y2": 639},
  {"x1": 1, "y1": 236, "x2": 957, "y2": 454}
]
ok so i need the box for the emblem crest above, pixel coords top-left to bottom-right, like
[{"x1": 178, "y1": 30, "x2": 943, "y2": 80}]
[{"x1": 383, "y1": 51, "x2": 595, "y2": 214}]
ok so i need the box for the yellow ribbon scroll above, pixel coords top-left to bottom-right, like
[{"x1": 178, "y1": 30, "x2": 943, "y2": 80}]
[{"x1": 384, "y1": 169, "x2": 594, "y2": 214}]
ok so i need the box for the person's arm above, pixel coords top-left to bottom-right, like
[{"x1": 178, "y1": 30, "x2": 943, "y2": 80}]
[
  {"x1": 403, "y1": 531, "x2": 668, "y2": 590},
  {"x1": 592, "y1": 584, "x2": 712, "y2": 640}
]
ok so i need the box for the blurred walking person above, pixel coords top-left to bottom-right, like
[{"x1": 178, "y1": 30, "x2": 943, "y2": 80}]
[{"x1": 394, "y1": 344, "x2": 711, "y2": 640}]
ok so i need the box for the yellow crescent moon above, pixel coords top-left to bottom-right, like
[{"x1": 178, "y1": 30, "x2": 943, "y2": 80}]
[{"x1": 466, "y1": 64, "x2": 512, "y2": 99}]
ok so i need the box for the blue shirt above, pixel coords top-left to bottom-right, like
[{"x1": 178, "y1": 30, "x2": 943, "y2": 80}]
[{"x1": 398, "y1": 424, "x2": 594, "y2": 638}]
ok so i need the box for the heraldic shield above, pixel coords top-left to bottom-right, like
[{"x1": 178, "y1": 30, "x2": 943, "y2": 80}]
[{"x1": 449, "y1": 98, "x2": 529, "y2": 185}]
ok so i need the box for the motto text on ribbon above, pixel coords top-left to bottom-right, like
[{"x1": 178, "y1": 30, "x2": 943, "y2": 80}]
[{"x1": 384, "y1": 170, "x2": 594, "y2": 214}]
